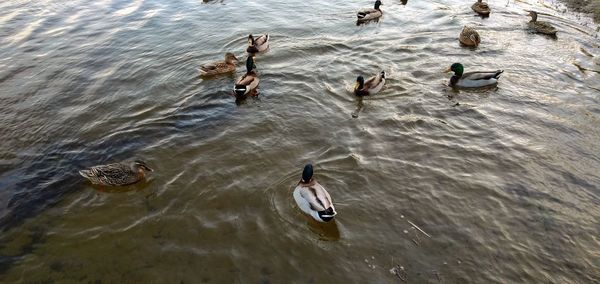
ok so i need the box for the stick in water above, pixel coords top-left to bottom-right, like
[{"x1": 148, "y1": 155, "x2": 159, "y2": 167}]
[{"x1": 407, "y1": 220, "x2": 431, "y2": 238}]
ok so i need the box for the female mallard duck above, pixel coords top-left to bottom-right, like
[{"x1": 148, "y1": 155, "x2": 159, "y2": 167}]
[
  {"x1": 354, "y1": 71, "x2": 386, "y2": 96},
  {"x1": 79, "y1": 160, "x2": 153, "y2": 186},
  {"x1": 459, "y1": 26, "x2": 481, "y2": 47},
  {"x1": 445, "y1": 63, "x2": 503, "y2": 88},
  {"x1": 527, "y1": 11, "x2": 557, "y2": 36},
  {"x1": 357, "y1": 0, "x2": 383, "y2": 22},
  {"x1": 200, "y1": 53, "x2": 239, "y2": 76},
  {"x1": 471, "y1": 0, "x2": 490, "y2": 17},
  {"x1": 293, "y1": 164, "x2": 337, "y2": 223},
  {"x1": 234, "y1": 56, "x2": 259, "y2": 97},
  {"x1": 246, "y1": 34, "x2": 269, "y2": 54}
]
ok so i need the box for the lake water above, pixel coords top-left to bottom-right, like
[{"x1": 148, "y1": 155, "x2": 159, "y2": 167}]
[{"x1": 0, "y1": 0, "x2": 599, "y2": 282}]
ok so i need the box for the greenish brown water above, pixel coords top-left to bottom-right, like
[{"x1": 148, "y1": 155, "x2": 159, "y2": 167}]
[{"x1": 0, "y1": 0, "x2": 599, "y2": 282}]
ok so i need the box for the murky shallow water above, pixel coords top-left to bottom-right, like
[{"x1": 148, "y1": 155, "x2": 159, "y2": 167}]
[{"x1": 0, "y1": 0, "x2": 599, "y2": 282}]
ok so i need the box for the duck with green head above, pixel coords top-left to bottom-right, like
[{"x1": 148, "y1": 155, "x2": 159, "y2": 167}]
[
  {"x1": 246, "y1": 34, "x2": 269, "y2": 54},
  {"x1": 354, "y1": 71, "x2": 386, "y2": 96},
  {"x1": 234, "y1": 56, "x2": 259, "y2": 97},
  {"x1": 357, "y1": 0, "x2": 383, "y2": 22},
  {"x1": 293, "y1": 164, "x2": 337, "y2": 223},
  {"x1": 445, "y1": 63, "x2": 503, "y2": 88}
]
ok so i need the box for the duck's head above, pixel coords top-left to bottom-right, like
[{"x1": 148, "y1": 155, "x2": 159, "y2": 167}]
[
  {"x1": 374, "y1": 0, "x2": 382, "y2": 9},
  {"x1": 445, "y1": 63, "x2": 464, "y2": 76},
  {"x1": 132, "y1": 160, "x2": 153, "y2": 173},
  {"x1": 301, "y1": 164, "x2": 313, "y2": 183},
  {"x1": 247, "y1": 34, "x2": 255, "y2": 45},
  {"x1": 225, "y1": 53, "x2": 239, "y2": 64},
  {"x1": 528, "y1": 11, "x2": 538, "y2": 22},
  {"x1": 245, "y1": 56, "x2": 256, "y2": 73},
  {"x1": 354, "y1": 75, "x2": 365, "y2": 92}
]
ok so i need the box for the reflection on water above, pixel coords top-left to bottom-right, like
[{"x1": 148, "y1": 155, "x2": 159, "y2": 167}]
[{"x1": 0, "y1": 0, "x2": 599, "y2": 282}]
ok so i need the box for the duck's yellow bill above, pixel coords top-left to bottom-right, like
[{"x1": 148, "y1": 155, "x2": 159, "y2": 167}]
[
  {"x1": 444, "y1": 67, "x2": 452, "y2": 73},
  {"x1": 353, "y1": 82, "x2": 360, "y2": 90}
]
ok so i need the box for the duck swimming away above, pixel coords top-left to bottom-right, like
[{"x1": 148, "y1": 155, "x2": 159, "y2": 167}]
[
  {"x1": 234, "y1": 56, "x2": 260, "y2": 97},
  {"x1": 79, "y1": 160, "x2": 153, "y2": 186},
  {"x1": 246, "y1": 34, "x2": 269, "y2": 54},
  {"x1": 357, "y1": 0, "x2": 383, "y2": 22},
  {"x1": 293, "y1": 164, "x2": 337, "y2": 222},
  {"x1": 354, "y1": 71, "x2": 386, "y2": 96}
]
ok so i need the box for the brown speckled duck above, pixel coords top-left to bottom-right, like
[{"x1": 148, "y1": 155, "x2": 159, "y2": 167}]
[
  {"x1": 471, "y1": 0, "x2": 490, "y2": 16},
  {"x1": 528, "y1": 11, "x2": 557, "y2": 36},
  {"x1": 79, "y1": 160, "x2": 153, "y2": 186},
  {"x1": 200, "y1": 53, "x2": 239, "y2": 76},
  {"x1": 459, "y1": 26, "x2": 481, "y2": 47}
]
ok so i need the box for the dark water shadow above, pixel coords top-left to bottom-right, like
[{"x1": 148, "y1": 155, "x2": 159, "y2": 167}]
[
  {"x1": 306, "y1": 217, "x2": 341, "y2": 241},
  {"x1": 0, "y1": 93, "x2": 234, "y2": 233}
]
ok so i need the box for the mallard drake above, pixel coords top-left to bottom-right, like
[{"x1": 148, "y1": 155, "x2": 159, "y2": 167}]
[
  {"x1": 459, "y1": 26, "x2": 481, "y2": 47},
  {"x1": 471, "y1": 0, "x2": 490, "y2": 16},
  {"x1": 200, "y1": 53, "x2": 239, "y2": 76},
  {"x1": 79, "y1": 160, "x2": 153, "y2": 186},
  {"x1": 234, "y1": 56, "x2": 259, "y2": 97},
  {"x1": 354, "y1": 71, "x2": 386, "y2": 96},
  {"x1": 246, "y1": 34, "x2": 269, "y2": 54},
  {"x1": 445, "y1": 63, "x2": 503, "y2": 88},
  {"x1": 527, "y1": 11, "x2": 557, "y2": 36},
  {"x1": 357, "y1": 0, "x2": 383, "y2": 22},
  {"x1": 293, "y1": 164, "x2": 337, "y2": 223}
]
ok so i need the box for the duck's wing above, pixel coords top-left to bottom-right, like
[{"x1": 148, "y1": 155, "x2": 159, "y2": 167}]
[
  {"x1": 363, "y1": 71, "x2": 385, "y2": 90},
  {"x1": 463, "y1": 70, "x2": 503, "y2": 80},
  {"x1": 80, "y1": 163, "x2": 136, "y2": 185},
  {"x1": 534, "y1": 21, "x2": 557, "y2": 33},
  {"x1": 357, "y1": 8, "x2": 380, "y2": 19},
  {"x1": 300, "y1": 183, "x2": 333, "y2": 212},
  {"x1": 235, "y1": 72, "x2": 257, "y2": 86},
  {"x1": 200, "y1": 61, "x2": 228, "y2": 72},
  {"x1": 254, "y1": 34, "x2": 269, "y2": 46}
]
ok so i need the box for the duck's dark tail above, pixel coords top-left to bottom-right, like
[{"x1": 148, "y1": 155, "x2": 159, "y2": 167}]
[
  {"x1": 234, "y1": 85, "x2": 247, "y2": 96},
  {"x1": 318, "y1": 207, "x2": 337, "y2": 222},
  {"x1": 380, "y1": 70, "x2": 386, "y2": 79},
  {"x1": 494, "y1": 70, "x2": 504, "y2": 79}
]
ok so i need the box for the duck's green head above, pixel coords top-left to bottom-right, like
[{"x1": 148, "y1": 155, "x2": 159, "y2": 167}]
[
  {"x1": 374, "y1": 0, "x2": 382, "y2": 9},
  {"x1": 245, "y1": 56, "x2": 256, "y2": 73},
  {"x1": 354, "y1": 75, "x2": 365, "y2": 91},
  {"x1": 302, "y1": 164, "x2": 313, "y2": 183},
  {"x1": 445, "y1": 63, "x2": 464, "y2": 76}
]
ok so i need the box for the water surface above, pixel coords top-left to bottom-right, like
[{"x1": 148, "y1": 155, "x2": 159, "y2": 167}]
[{"x1": 0, "y1": 0, "x2": 599, "y2": 282}]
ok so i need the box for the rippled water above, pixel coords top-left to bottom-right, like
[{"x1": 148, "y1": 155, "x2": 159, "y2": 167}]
[{"x1": 0, "y1": 0, "x2": 599, "y2": 282}]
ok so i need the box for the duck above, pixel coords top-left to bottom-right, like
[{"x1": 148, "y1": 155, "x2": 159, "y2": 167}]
[
  {"x1": 293, "y1": 164, "x2": 337, "y2": 223},
  {"x1": 445, "y1": 63, "x2": 503, "y2": 88},
  {"x1": 471, "y1": 0, "x2": 490, "y2": 17},
  {"x1": 357, "y1": 0, "x2": 383, "y2": 22},
  {"x1": 459, "y1": 26, "x2": 481, "y2": 47},
  {"x1": 79, "y1": 160, "x2": 153, "y2": 186},
  {"x1": 246, "y1": 34, "x2": 269, "y2": 54},
  {"x1": 354, "y1": 71, "x2": 386, "y2": 96},
  {"x1": 527, "y1": 11, "x2": 557, "y2": 36},
  {"x1": 199, "y1": 53, "x2": 239, "y2": 76},
  {"x1": 234, "y1": 56, "x2": 259, "y2": 97}
]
